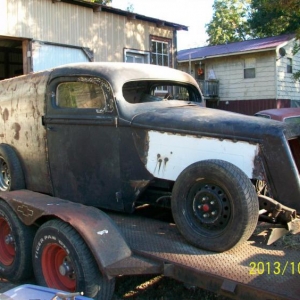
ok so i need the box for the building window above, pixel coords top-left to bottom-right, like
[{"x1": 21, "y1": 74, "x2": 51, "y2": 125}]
[
  {"x1": 150, "y1": 38, "x2": 171, "y2": 93},
  {"x1": 151, "y1": 39, "x2": 170, "y2": 67},
  {"x1": 244, "y1": 58, "x2": 256, "y2": 79},
  {"x1": 124, "y1": 49, "x2": 150, "y2": 64},
  {"x1": 287, "y1": 58, "x2": 293, "y2": 73}
]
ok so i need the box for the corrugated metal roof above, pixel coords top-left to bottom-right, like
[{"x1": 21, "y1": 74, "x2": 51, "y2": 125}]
[
  {"x1": 61, "y1": 0, "x2": 188, "y2": 31},
  {"x1": 178, "y1": 34, "x2": 296, "y2": 61}
]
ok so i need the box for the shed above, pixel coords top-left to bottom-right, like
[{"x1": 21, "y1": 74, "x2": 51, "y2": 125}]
[
  {"x1": 0, "y1": 0, "x2": 187, "y2": 80},
  {"x1": 177, "y1": 34, "x2": 300, "y2": 114}
]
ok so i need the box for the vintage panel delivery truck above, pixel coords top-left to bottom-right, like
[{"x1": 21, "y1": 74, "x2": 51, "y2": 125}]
[{"x1": 0, "y1": 62, "x2": 299, "y2": 299}]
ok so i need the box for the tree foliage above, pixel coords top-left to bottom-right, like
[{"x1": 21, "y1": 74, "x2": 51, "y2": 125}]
[
  {"x1": 82, "y1": 0, "x2": 112, "y2": 5},
  {"x1": 206, "y1": 0, "x2": 300, "y2": 43},
  {"x1": 126, "y1": 3, "x2": 134, "y2": 12},
  {"x1": 249, "y1": 0, "x2": 300, "y2": 80},
  {"x1": 249, "y1": 0, "x2": 300, "y2": 38},
  {"x1": 205, "y1": 0, "x2": 251, "y2": 45}
]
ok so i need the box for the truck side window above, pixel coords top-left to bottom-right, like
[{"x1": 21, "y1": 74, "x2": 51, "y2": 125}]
[{"x1": 57, "y1": 82, "x2": 106, "y2": 109}]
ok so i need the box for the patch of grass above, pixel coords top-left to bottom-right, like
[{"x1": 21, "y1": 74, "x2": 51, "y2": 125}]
[
  {"x1": 112, "y1": 275, "x2": 230, "y2": 300},
  {"x1": 273, "y1": 233, "x2": 300, "y2": 250}
]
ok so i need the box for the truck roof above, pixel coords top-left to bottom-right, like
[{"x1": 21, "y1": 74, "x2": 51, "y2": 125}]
[{"x1": 49, "y1": 62, "x2": 199, "y2": 93}]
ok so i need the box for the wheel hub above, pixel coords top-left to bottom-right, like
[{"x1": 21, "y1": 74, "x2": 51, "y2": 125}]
[
  {"x1": 0, "y1": 158, "x2": 10, "y2": 191},
  {"x1": 59, "y1": 257, "x2": 75, "y2": 279},
  {"x1": 4, "y1": 234, "x2": 14, "y2": 245},
  {"x1": 42, "y1": 244, "x2": 76, "y2": 291},
  {"x1": 192, "y1": 183, "x2": 231, "y2": 229},
  {"x1": 0, "y1": 218, "x2": 16, "y2": 265}
]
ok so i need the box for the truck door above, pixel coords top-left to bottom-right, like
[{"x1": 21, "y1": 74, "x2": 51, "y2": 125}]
[{"x1": 43, "y1": 76, "x2": 124, "y2": 211}]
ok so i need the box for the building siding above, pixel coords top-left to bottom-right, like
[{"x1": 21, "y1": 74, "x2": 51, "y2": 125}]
[
  {"x1": 276, "y1": 39, "x2": 300, "y2": 105},
  {"x1": 205, "y1": 52, "x2": 276, "y2": 102},
  {"x1": 0, "y1": 0, "x2": 174, "y2": 63}
]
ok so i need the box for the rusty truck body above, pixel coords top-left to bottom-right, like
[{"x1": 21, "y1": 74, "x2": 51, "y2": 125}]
[{"x1": 0, "y1": 62, "x2": 299, "y2": 299}]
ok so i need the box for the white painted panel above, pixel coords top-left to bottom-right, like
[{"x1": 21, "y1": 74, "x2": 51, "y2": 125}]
[
  {"x1": 146, "y1": 131, "x2": 259, "y2": 180},
  {"x1": 32, "y1": 42, "x2": 89, "y2": 72}
]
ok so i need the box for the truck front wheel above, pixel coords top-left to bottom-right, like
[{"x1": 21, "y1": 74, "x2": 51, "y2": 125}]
[
  {"x1": 32, "y1": 219, "x2": 115, "y2": 300},
  {"x1": 0, "y1": 144, "x2": 25, "y2": 191},
  {"x1": 171, "y1": 159, "x2": 259, "y2": 252}
]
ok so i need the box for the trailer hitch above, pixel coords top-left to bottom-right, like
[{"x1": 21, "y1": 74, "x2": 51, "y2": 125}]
[
  {"x1": 257, "y1": 195, "x2": 300, "y2": 244},
  {"x1": 51, "y1": 291, "x2": 84, "y2": 300}
]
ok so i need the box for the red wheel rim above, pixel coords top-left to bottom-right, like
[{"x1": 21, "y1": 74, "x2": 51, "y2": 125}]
[
  {"x1": 0, "y1": 217, "x2": 15, "y2": 265},
  {"x1": 41, "y1": 244, "x2": 76, "y2": 291}
]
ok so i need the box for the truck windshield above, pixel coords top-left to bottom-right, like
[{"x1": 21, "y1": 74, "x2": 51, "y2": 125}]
[{"x1": 122, "y1": 80, "x2": 202, "y2": 104}]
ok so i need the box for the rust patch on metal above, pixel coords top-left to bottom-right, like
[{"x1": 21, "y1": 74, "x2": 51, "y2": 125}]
[
  {"x1": 2, "y1": 108, "x2": 9, "y2": 122},
  {"x1": 252, "y1": 148, "x2": 266, "y2": 181},
  {"x1": 130, "y1": 180, "x2": 150, "y2": 196},
  {"x1": 11, "y1": 123, "x2": 21, "y2": 140},
  {"x1": 132, "y1": 129, "x2": 150, "y2": 165},
  {"x1": 154, "y1": 153, "x2": 170, "y2": 174}
]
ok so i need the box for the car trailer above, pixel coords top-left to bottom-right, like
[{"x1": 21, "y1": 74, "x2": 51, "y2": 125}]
[{"x1": 0, "y1": 190, "x2": 299, "y2": 300}]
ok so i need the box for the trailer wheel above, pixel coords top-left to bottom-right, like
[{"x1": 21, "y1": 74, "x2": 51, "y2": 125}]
[
  {"x1": 0, "y1": 144, "x2": 25, "y2": 191},
  {"x1": 33, "y1": 219, "x2": 115, "y2": 300},
  {"x1": 171, "y1": 160, "x2": 259, "y2": 252},
  {"x1": 0, "y1": 200, "x2": 35, "y2": 281}
]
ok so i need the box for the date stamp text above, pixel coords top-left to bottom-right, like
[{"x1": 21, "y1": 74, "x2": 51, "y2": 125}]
[{"x1": 249, "y1": 261, "x2": 300, "y2": 275}]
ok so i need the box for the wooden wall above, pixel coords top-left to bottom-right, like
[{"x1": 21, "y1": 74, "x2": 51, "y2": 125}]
[{"x1": 0, "y1": 0, "x2": 174, "y2": 63}]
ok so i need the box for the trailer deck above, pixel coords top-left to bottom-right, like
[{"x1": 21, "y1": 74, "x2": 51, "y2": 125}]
[
  {"x1": 0, "y1": 190, "x2": 299, "y2": 300},
  {"x1": 107, "y1": 207, "x2": 299, "y2": 300}
]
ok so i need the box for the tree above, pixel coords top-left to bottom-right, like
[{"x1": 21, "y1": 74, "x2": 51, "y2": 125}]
[
  {"x1": 249, "y1": 0, "x2": 300, "y2": 37},
  {"x1": 249, "y1": 0, "x2": 300, "y2": 80},
  {"x1": 126, "y1": 3, "x2": 134, "y2": 12},
  {"x1": 205, "y1": 0, "x2": 252, "y2": 45},
  {"x1": 82, "y1": 0, "x2": 112, "y2": 5}
]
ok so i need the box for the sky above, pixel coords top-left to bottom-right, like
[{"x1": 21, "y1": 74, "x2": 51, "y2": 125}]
[{"x1": 110, "y1": 0, "x2": 215, "y2": 50}]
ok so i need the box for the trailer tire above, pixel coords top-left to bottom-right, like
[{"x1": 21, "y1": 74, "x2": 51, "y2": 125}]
[
  {"x1": 0, "y1": 144, "x2": 25, "y2": 191},
  {"x1": 33, "y1": 219, "x2": 115, "y2": 300},
  {"x1": 171, "y1": 159, "x2": 259, "y2": 252},
  {"x1": 0, "y1": 200, "x2": 35, "y2": 281}
]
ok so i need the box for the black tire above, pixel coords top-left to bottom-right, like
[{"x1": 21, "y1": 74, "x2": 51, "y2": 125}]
[
  {"x1": 171, "y1": 159, "x2": 259, "y2": 252},
  {"x1": 0, "y1": 200, "x2": 35, "y2": 281},
  {"x1": 32, "y1": 219, "x2": 115, "y2": 300},
  {"x1": 0, "y1": 144, "x2": 25, "y2": 191}
]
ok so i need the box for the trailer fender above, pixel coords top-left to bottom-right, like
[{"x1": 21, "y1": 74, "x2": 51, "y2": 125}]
[{"x1": 0, "y1": 190, "x2": 132, "y2": 275}]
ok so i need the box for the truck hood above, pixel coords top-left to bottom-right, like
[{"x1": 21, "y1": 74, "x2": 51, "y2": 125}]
[{"x1": 130, "y1": 105, "x2": 288, "y2": 141}]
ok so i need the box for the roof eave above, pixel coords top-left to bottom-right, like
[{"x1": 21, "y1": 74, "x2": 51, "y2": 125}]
[
  {"x1": 178, "y1": 36, "x2": 296, "y2": 62},
  {"x1": 59, "y1": 0, "x2": 188, "y2": 31},
  {"x1": 178, "y1": 47, "x2": 280, "y2": 63}
]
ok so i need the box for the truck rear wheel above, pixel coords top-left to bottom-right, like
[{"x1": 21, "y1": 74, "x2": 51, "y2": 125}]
[
  {"x1": 0, "y1": 200, "x2": 35, "y2": 281},
  {"x1": 171, "y1": 159, "x2": 259, "y2": 252},
  {"x1": 0, "y1": 144, "x2": 25, "y2": 191},
  {"x1": 32, "y1": 219, "x2": 115, "y2": 300}
]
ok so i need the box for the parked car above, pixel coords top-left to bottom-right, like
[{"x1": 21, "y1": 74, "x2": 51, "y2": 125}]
[{"x1": 255, "y1": 107, "x2": 300, "y2": 124}]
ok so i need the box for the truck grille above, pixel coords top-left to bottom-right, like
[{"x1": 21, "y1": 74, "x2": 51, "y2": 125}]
[{"x1": 289, "y1": 137, "x2": 300, "y2": 174}]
